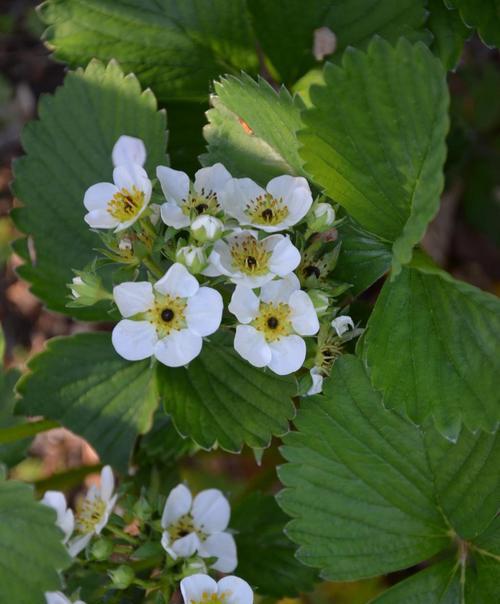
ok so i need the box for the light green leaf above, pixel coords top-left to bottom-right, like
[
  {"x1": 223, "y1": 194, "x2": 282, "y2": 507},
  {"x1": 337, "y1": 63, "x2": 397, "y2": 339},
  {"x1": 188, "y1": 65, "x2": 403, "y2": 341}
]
[
  {"x1": 247, "y1": 0, "x2": 431, "y2": 83},
  {"x1": 362, "y1": 265, "x2": 500, "y2": 439},
  {"x1": 202, "y1": 74, "x2": 306, "y2": 186},
  {"x1": 158, "y1": 332, "x2": 296, "y2": 452},
  {"x1": 277, "y1": 355, "x2": 500, "y2": 581},
  {"x1": 0, "y1": 480, "x2": 70, "y2": 603},
  {"x1": 446, "y1": 0, "x2": 500, "y2": 48},
  {"x1": 39, "y1": 0, "x2": 258, "y2": 102},
  {"x1": 232, "y1": 492, "x2": 317, "y2": 597},
  {"x1": 299, "y1": 37, "x2": 449, "y2": 274},
  {"x1": 12, "y1": 60, "x2": 167, "y2": 320},
  {"x1": 428, "y1": 0, "x2": 470, "y2": 70},
  {"x1": 16, "y1": 332, "x2": 159, "y2": 472}
]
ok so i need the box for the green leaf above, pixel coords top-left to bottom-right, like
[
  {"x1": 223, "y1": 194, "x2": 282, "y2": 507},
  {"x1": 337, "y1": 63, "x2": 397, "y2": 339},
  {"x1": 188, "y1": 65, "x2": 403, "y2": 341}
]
[
  {"x1": 362, "y1": 265, "x2": 500, "y2": 439},
  {"x1": 40, "y1": 0, "x2": 258, "y2": 102},
  {"x1": 446, "y1": 0, "x2": 500, "y2": 48},
  {"x1": 158, "y1": 332, "x2": 296, "y2": 452},
  {"x1": 0, "y1": 480, "x2": 70, "y2": 603},
  {"x1": 232, "y1": 492, "x2": 317, "y2": 597},
  {"x1": 0, "y1": 367, "x2": 30, "y2": 467},
  {"x1": 247, "y1": 0, "x2": 431, "y2": 83},
  {"x1": 428, "y1": 0, "x2": 470, "y2": 70},
  {"x1": 299, "y1": 37, "x2": 449, "y2": 274},
  {"x1": 16, "y1": 332, "x2": 159, "y2": 472},
  {"x1": 201, "y1": 74, "x2": 306, "y2": 186},
  {"x1": 12, "y1": 59, "x2": 167, "y2": 320},
  {"x1": 277, "y1": 355, "x2": 500, "y2": 581}
]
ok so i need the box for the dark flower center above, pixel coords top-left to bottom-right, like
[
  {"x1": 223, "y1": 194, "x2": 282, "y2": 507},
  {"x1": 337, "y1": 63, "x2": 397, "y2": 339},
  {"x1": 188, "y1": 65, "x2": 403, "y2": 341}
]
[
  {"x1": 246, "y1": 255, "x2": 257, "y2": 268},
  {"x1": 196, "y1": 203, "x2": 208, "y2": 214},
  {"x1": 267, "y1": 317, "x2": 279, "y2": 329},
  {"x1": 304, "y1": 265, "x2": 321, "y2": 278},
  {"x1": 261, "y1": 208, "x2": 274, "y2": 221},
  {"x1": 161, "y1": 308, "x2": 175, "y2": 322}
]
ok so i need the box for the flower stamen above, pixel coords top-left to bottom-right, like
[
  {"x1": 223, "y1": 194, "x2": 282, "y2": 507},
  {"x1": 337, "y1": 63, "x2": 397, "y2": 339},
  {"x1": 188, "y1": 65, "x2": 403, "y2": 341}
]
[
  {"x1": 108, "y1": 186, "x2": 144, "y2": 221},
  {"x1": 230, "y1": 236, "x2": 271, "y2": 276},
  {"x1": 246, "y1": 193, "x2": 289, "y2": 226},
  {"x1": 75, "y1": 497, "x2": 107, "y2": 534},
  {"x1": 253, "y1": 302, "x2": 292, "y2": 342}
]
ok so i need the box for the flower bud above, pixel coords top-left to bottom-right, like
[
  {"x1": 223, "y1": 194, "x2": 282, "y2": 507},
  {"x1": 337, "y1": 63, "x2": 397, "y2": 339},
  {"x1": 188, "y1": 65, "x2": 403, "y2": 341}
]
[
  {"x1": 331, "y1": 315, "x2": 354, "y2": 337},
  {"x1": 109, "y1": 565, "x2": 135, "y2": 590},
  {"x1": 68, "y1": 271, "x2": 111, "y2": 307},
  {"x1": 90, "y1": 537, "x2": 114, "y2": 561},
  {"x1": 176, "y1": 245, "x2": 208, "y2": 274},
  {"x1": 307, "y1": 203, "x2": 335, "y2": 233},
  {"x1": 191, "y1": 215, "x2": 224, "y2": 242},
  {"x1": 133, "y1": 496, "x2": 152, "y2": 522},
  {"x1": 182, "y1": 558, "x2": 208, "y2": 577},
  {"x1": 307, "y1": 289, "x2": 330, "y2": 316}
]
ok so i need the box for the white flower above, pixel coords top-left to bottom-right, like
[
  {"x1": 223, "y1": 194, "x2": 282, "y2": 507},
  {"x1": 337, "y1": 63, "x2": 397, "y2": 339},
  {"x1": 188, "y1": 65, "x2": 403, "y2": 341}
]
[
  {"x1": 45, "y1": 592, "x2": 85, "y2": 604},
  {"x1": 229, "y1": 273, "x2": 319, "y2": 375},
  {"x1": 112, "y1": 135, "x2": 146, "y2": 168},
  {"x1": 41, "y1": 491, "x2": 74, "y2": 544},
  {"x1": 220, "y1": 175, "x2": 312, "y2": 232},
  {"x1": 307, "y1": 367, "x2": 324, "y2": 396},
  {"x1": 67, "y1": 465, "x2": 117, "y2": 557},
  {"x1": 331, "y1": 315, "x2": 354, "y2": 337},
  {"x1": 158, "y1": 163, "x2": 231, "y2": 229},
  {"x1": 161, "y1": 484, "x2": 237, "y2": 573},
  {"x1": 84, "y1": 163, "x2": 152, "y2": 232},
  {"x1": 204, "y1": 229, "x2": 300, "y2": 288},
  {"x1": 112, "y1": 263, "x2": 222, "y2": 367},
  {"x1": 191, "y1": 214, "x2": 224, "y2": 242},
  {"x1": 180, "y1": 574, "x2": 253, "y2": 604}
]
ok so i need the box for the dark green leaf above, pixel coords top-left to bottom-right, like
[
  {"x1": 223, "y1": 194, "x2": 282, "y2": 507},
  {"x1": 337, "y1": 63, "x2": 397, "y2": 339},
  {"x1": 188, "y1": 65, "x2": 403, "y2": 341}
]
[
  {"x1": 158, "y1": 331, "x2": 296, "y2": 452},
  {"x1": 12, "y1": 60, "x2": 167, "y2": 320},
  {"x1": 299, "y1": 37, "x2": 449, "y2": 274},
  {"x1": 0, "y1": 367, "x2": 30, "y2": 466},
  {"x1": 16, "y1": 332, "x2": 159, "y2": 472},
  {"x1": 446, "y1": 0, "x2": 500, "y2": 48},
  {"x1": 428, "y1": 0, "x2": 469, "y2": 70}
]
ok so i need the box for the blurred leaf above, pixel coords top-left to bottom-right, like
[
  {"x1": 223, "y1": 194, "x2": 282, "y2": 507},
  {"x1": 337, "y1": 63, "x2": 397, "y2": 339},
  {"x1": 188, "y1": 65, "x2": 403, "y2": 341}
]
[
  {"x1": 0, "y1": 367, "x2": 30, "y2": 467},
  {"x1": 428, "y1": 0, "x2": 469, "y2": 70},
  {"x1": 16, "y1": 333, "x2": 159, "y2": 472},
  {"x1": 446, "y1": 0, "x2": 500, "y2": 48},
  {"x1": 12, "y1": 60, "x2": 167, "y2": 320},
  {"x1": 40, "y1": 0, "x2": 258, "y2": 102},
  {"x1": 0, "y1": 480, "x2": 71, "y2": 603},
  {"x1": 299, "y1": 37, "x2": 449, "y2": 275},
  {"x1": 167, "y1": 102, "x2": 207, "y2": 174},
  {"x1": 34, "y1": 464, "x2": 102, "y2": 495}
]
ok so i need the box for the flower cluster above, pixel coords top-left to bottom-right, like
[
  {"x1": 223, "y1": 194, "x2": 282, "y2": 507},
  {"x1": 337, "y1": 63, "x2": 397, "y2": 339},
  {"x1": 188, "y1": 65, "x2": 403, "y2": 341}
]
[{"x1": 77, "y1": 135, "x2": 360, "y2": 387}]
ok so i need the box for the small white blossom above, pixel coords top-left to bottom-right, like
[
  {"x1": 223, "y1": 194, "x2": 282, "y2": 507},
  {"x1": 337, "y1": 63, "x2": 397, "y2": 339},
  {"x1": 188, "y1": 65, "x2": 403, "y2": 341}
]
[
  {"x1": 83, "y1": 163, "x2": 152, "y2": 232},
  {"x1": 112, "y1": 263, "x2": 222, "y2": 367},
  {"x1": 45, "y1": 592, "x2": 85, "y2": 604},
  {"x1": 158, "y1": 163, "x2": 231, "y2": 229},
  {"x1": 220, "y1": 175, "x2": 312, "y2": 232},
  {"x1": 204, "y1": 229, "x2": 300, "y2": 288},
  {"x1": 112, "y1": 135, "x2": 146, "y2": 168},
  {"x1": 118, "y1": 237, "x2": 133, "y2": 252},
  {"x1": 180, "y1": 574, "x2": 253, "y2": 604},
  {"x1": 191, "y1": 214, "x2": 224, "y2": 242},
  {"x1": 176, "y1": 245, "x2": 208, "y2": 274},
  {"x1": 307, "y1": 202, "x2": 335, "y2": 232},
  {"x1": 41, "y1": 491, "x2": 74, "y2": 544},
  {"x1": 307, "y1": 367, "x2": 324, "y2": 396},
  {"x1": 229, "y1": 274, "x2": 319, "y2": 375},
  {"x1": 331, "y1": 315, "x2": 354, "y2": 337},
  {"x1": 161, "y1": 484, "x2": 237, "y2": 573}
]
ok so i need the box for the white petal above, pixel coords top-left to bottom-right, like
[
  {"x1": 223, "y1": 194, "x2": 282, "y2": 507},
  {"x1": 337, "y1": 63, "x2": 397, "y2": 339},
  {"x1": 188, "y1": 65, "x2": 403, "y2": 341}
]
[
  {"x1": 181, "y1": 575, "x2": 217, "y2": 604},
  {"x1": 160, "y1": 201, "x2": 190, "y2": 229},
  {"x1": 84, "y1": 209, "x2": 119, "y2": 229},
  {"x1": 41, "y1": 491, "x2": 74, "y2": 542},
  {"x1": 156, "y1": 165, "x2": 190, "y2": 204},
  {"x1": 83, "y1": 182, "x2": 118, "y2": 211},
  {"x1": 113, "y1": 281, "x2": 154, "y2": 317},
  {"x1": 171, "y1": 532, "x2": 200, "y2": 558},
  {"x1": 45, "y1": 592, "x2": 71, "y2": 604},
  {"x1": 289, "y1": 290, "x2": 320, "y2": 336},
  {"x1": 331, "y1": 315, "x2": 355, "y2": 336},
  {"x1": 95, "y1": 493, "x2": 117, "y2": 534},
  {"x1": 209, "y1": 240, "x2": 234, "y2": 276},
  {"x1": 154, "y1": 329, "x2": 202, "y2": 367},
  {"x1": 218, "y1": 576, "x2": 253, "y2": 604},
  {"x1": 266, "y1": 236, "x2": 301, "y2": 276},
  {"x1": 199, "y1": 532, "x2": 237, "y2": 573},
  {"x1": 112, "y1": 320, "x2": 157, "y2": 361},
  {"x1": 186, "y1": 287, "x2": 223, "y2": 336},
  {"x1": 161, "y1": 531, "x2": 176, "y2": 558},
  {"x1": 266, "y1": 175, "x2": 312, "y2": 225},
  {"x1": 220, "y1": 178, "x2": 265, "y2": 223},
  {"x1": 268, "y1": 335, "x2": 306, "y2": 375},
  {"x1": 100, "y1": 466, "x2": 114, "y2": 502},
  {"x1": 307, "y1": 367, "x2": 324, "y2": 396},
  {"x1": 234, "y1": 325, "x2": 271, "y2": 368},
  {"x1": 228, "y1": 286, "x2": 259, "y2": 323},
  {"x1": 260, "y1": 273, "x2": 300, "y2": 304},
  {"x1": 201, "y1": 248, "x2": 225, "y2": 277},
  {"x1": 67, "y1": 532, "x2": 93, "y2": 557},
  {"x1": 112, "y1": 135, "x2": 146, "y2": 167},
  {"x1": 161, "y1": 484, "x2": 193, "y2": 528},
  {"x1": 113, "y1": 163, "x2": 150, "y2": 193},
  {"x1": 154, "y1": 263, "x2": 199, "y2": 298},
  {"x1": 194, "y1": 163, "x2": 232, "y2": 196},
  {"x1": 192, "y1": 489, "x2": 230, "y2": 533}
]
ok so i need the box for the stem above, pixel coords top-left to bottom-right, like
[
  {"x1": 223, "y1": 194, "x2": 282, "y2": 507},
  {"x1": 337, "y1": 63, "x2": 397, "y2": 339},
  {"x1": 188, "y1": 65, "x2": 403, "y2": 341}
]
[
  {"x1": 142, "y1": 255, "x2": 164, "y2": 279},
  {"x1": 106, "y1": 525, "x2": 138, "y2": 545}
]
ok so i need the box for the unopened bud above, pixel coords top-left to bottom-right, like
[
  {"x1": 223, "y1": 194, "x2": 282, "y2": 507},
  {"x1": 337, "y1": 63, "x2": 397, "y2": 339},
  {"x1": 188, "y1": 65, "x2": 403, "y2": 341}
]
[
  {"x1": 191, "y1": 215, "x2": 224, "y2": 242},
  {"x1": 176, "y1": 245, "x2": 207, "y2": 274},
  {"x1": 308, "y1": 289, "x2": 330, "y2": 316},
  {"x1": 307, "y1": 203, "x2": 335, "y2": 233},
  {"x1": 91, "y1": 538, "x2": 114, "y2": 561},
  {"x1": 182, "y1": 558, "x2": 208, "y2": 577},
  {"x1": 68, "y1": 271, "x2": 111, "y2": 307},
  {"x1": 109, "y1": 565, "x2": 135, "y2": 590},
  {"x1": 133, "y1": 496, "x2": 152, "y2": 522}
]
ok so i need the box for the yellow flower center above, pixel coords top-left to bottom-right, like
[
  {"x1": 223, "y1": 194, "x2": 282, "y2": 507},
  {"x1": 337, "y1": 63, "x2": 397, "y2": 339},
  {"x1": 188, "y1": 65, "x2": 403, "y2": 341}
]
[
  {"x1": 246, "y1": 193, "x2": 289, "y2": 226},
  {"x1": 190, "y1": 592, "x2": 229, "y2": 604},
  {"x1": 75, "y1": 496, "x2": 107, "y2": 534},
  {"x1": 230, "y1": 235, "x2": 271, "y2": 276},
  {"x1": 167, "y1": 513, "x2": 207, "y2": 542},
  {"x1": 147, "y1": 294, "x2": 187, "y2": 338},
  {"x1": 107, "y1": 186, "x2": 145, "y2": 222},
  {"x1": 182, "y1": 189, "x2": 219, "y2": 219},
  {"x1": 252, "y1": 302, "x2": 292, "y2": 342}
]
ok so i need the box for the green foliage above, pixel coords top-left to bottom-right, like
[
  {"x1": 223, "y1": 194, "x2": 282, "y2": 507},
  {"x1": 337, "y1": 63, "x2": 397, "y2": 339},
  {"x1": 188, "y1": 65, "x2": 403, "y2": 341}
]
[
  {"x1": 232, "y1": 492, "x2": 317, "y2": 597},
  {"x1": 0, "y1": 480, "x2": 70, "y2": 603},
  {"x1": 39, "y1": 0, "x2": 258, "y2": 102},
  {"x1": 428, "y1": 0, "x2": 469, "y2": 70},
  {"x1": 446, "y1": 0, "x2": 500, "y2": 48},
  {"x1": 0, "y1": 366, "x2": 29, "y2": 467},
  {"x1": 12, "y1": 59, "x2": 167, "y2": 320},
  {"x1": 362, "y1": 264, "x2": 500, "y2": 439},
  {"x1": 278, "y1": 355, "x2": 500, "y2": 593},
  {"x1": 247, "y1": 0, "x2": 431, "y2": 83},
  {"x1": 16, "y1": 333, "x2": 159, "y2": 472},
  {"x1": 158, "y1": 332, "x2": 296, "y2": 452},
  {"x1": 202, "y1": 74, "x2": 306, "y2": 186},
  {"x1": 299, "y1": 37, "x2": 449, "y2": 274}
]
